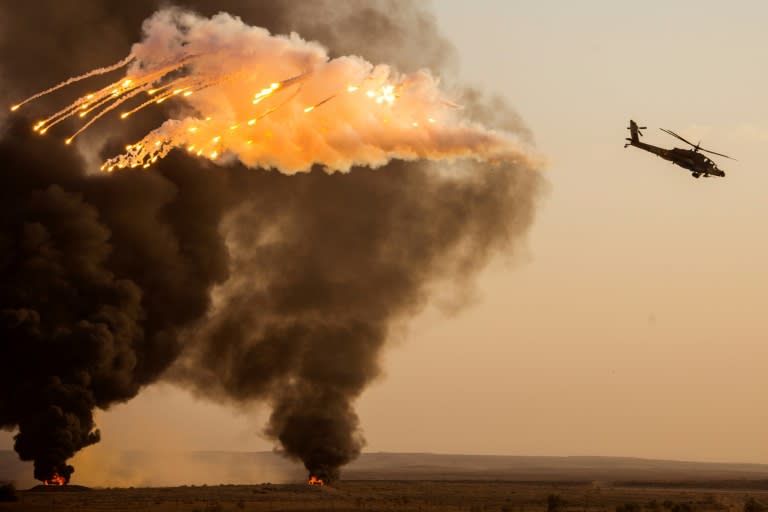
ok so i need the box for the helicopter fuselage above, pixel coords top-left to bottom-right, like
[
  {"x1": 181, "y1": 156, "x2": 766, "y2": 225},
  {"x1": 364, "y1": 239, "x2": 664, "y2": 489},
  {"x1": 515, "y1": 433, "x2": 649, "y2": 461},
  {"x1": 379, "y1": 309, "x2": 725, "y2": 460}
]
[{"x1": 628, "y1": 140, "x2": 725, "y2": 177}]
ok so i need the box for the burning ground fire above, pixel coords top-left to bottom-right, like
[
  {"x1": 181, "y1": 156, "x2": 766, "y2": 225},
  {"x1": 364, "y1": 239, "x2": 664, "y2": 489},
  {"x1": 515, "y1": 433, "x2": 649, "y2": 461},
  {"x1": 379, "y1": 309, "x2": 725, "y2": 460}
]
[
  {"x1": 308, "y1": 475, "x2": 325, "y2": 486},
  {"x1": 43, "y1": 471, "x2": 67, "y2": 486},
  {"x1": 10, "y1": 9, "x2": 541, "y2": 174}
]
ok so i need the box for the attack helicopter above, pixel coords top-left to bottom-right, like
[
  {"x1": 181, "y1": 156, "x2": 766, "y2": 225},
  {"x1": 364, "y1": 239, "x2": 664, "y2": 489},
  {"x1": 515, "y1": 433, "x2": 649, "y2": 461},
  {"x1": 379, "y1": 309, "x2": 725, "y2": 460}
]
[{"x1": 624, "y1": 120, "x2": 735, "y2": 178}]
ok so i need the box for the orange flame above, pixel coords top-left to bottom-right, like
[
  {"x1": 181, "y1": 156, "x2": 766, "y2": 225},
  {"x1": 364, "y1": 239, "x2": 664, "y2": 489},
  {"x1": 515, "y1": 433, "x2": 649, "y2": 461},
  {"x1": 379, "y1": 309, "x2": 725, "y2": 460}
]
[
  {"x1": 308, "y1": 475, "x2": 325, "y2": 486},
  {"x1": 43, "y1": 471, "x2": 66, "y2": 486}
]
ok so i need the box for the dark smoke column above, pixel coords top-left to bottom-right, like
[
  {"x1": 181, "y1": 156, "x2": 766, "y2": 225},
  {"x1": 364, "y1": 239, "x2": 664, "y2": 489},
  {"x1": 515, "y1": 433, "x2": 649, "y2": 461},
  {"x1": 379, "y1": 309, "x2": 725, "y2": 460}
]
[
  {"x1": 176, "y1": 157, "x2": 540, "y2": 483},
  {"x1": 0, "y1": 128, "x2": 135, "y2": 483},
  {"x1": 169, "y1": 0, "x2": 542, "y2": 482},
  {"x1": 269, "y1": 378, "x2": 367, "y2": 483},
  {"x1": 0, "y1": 119, "x2": 232, "y2": 483}
]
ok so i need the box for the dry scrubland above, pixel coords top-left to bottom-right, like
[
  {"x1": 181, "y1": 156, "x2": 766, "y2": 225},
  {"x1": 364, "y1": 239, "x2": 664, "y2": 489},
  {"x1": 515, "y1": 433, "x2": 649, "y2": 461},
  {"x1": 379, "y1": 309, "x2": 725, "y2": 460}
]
[{"x1": 2, "y1": 480, "x2": 768, "y2": 512}]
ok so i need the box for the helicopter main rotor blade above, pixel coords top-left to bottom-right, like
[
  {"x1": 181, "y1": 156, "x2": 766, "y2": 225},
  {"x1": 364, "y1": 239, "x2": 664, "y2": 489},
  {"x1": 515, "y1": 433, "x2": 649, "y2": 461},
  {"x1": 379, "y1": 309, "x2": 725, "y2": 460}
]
[
  {"x1": 660, "y1": 128, "x2": 697, "y2": 148},
  {"x1": 699, "y1": 147, "x2": 737, "y2": 161},
  {"x1": 659, "y1": 128, "x2": 736, "y2": 160}
]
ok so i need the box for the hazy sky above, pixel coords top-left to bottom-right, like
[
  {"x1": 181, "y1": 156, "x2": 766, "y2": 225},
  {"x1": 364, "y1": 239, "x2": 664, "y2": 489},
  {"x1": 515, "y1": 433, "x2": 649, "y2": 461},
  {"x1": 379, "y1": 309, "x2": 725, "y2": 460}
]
[{"x1": 3, "y1": 0, "x2": 767, "y2": 468}]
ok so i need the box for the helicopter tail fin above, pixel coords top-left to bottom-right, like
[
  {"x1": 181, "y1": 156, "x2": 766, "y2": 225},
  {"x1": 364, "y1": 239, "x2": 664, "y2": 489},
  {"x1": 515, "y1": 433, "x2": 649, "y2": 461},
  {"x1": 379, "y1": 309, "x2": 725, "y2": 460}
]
[{"x1": 625, "y1": 120, "x2": 646, "y2": 147}]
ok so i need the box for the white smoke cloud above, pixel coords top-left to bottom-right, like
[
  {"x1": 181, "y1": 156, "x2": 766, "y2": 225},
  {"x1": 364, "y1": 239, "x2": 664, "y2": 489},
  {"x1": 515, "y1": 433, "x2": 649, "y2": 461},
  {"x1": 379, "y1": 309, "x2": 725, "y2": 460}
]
[{"x1": 18, "y1": 8, "x2": 542, "y2": 174}]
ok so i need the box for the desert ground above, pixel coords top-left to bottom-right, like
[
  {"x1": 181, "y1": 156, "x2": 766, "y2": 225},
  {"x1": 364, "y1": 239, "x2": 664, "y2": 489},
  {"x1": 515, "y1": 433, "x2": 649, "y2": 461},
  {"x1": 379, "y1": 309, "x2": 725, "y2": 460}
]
[
  {"x1": 3, "y1": 454, "x2": 768, "y2": 512},
  {"x1": 2, "y1": 479, "x2": 768, "y2": 512}
]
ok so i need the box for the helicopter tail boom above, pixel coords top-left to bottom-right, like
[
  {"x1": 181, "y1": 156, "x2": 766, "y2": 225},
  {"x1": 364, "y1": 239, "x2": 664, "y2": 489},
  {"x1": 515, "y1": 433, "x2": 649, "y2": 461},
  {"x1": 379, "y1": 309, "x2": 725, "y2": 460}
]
[{"x1": 625, "y1": 120, "x2": 647, "y2": 147}]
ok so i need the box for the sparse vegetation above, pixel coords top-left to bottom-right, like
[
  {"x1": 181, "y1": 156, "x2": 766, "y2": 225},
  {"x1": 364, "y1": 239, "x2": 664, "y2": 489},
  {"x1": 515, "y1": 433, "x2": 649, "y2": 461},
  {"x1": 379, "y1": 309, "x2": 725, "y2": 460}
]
[
  {"x1": 617, "y1": 502, "x2": 641, "y2": 512},
  {"x1": 548, "y1": 494, "x2": 566, "y2": 512},
  {"x1": 745, "y1": 497, "x2": 767, "y2": 512},
  {"x1": 672, "y1": 501, "x2": 695, "y2": 512},
  {"x1": 0, "y1": 483, "x2": 17, "y2": 503},
  {"x1": 0, "y1": 481, "x2": 764, "y2": 512},
  {"x1": 658, "y1": 500, "x2": 698, "y2": 512}
]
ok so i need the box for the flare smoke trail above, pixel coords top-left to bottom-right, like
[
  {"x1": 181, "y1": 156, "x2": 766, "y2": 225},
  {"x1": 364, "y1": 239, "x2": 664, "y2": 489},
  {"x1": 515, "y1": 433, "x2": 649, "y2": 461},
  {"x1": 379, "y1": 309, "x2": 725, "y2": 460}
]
[
  {"x1": 12, "y1": 8, "x2": 540, "y2": 174},
  {"x1": 0, "y1": 0, "x2": 543, "y2": 484}
]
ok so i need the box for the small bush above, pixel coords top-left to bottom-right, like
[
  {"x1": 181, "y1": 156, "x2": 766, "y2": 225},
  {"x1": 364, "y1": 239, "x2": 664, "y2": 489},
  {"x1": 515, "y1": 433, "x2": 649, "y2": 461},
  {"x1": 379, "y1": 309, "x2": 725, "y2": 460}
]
[
  {"x1": 548, "y1": 494, "x2": 566, "y2": 512},
  {"x1": 745, "y1": 497, "x2": 767, "y2": 512},
  {"x1": 617, "y1": 503, "x2": 641, "y2": 512},
  {"x1": 0, "y1": 483, "x2": 18, "y2": 502},
  {"x1": 672, "y1": 502, "x2": 694, "y2": 512}
]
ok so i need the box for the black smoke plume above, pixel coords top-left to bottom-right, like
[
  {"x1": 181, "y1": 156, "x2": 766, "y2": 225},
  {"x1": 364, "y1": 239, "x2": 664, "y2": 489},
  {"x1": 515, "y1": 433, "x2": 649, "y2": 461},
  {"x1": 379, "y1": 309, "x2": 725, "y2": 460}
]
[
  {"x1": 0, "y1": 0, "x2": 542, "y2": 483},
  {"x1": 0, "y1": 117, "x2": 233, "y2": 482}
]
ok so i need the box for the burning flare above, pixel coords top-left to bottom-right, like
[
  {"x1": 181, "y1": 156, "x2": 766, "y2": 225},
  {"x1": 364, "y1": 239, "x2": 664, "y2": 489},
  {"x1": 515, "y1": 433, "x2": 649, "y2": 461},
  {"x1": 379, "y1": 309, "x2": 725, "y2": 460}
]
[{"x1": 10, "y1": 8, "x2": 541, "y2": 174}]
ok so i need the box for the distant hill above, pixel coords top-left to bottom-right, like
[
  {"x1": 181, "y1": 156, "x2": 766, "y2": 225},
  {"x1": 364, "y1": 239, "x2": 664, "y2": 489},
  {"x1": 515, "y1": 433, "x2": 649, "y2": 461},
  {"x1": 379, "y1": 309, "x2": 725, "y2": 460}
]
[
  {"x1": 345, "y1": 453, "x2": 768, "y2": 482},
  {"x1": 3, "y1": 450, "x2": 768, "y2": 488}
]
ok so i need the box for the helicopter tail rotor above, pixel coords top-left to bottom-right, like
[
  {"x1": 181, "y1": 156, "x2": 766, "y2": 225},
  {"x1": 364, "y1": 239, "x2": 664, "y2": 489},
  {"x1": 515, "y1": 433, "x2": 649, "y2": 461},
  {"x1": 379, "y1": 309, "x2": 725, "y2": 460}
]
[{"x1": 625, "y1": 120, "x2": 646, "y2": 147}]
